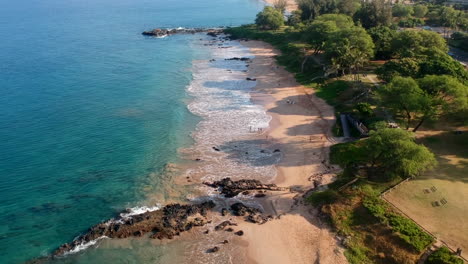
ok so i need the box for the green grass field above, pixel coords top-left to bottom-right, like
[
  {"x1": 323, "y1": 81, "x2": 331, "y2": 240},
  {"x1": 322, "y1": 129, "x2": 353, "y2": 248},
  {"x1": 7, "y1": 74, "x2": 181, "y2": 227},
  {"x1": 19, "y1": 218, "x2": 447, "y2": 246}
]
[{"x1": 385, "y1": 131, "x2": 468, "y2": 260}]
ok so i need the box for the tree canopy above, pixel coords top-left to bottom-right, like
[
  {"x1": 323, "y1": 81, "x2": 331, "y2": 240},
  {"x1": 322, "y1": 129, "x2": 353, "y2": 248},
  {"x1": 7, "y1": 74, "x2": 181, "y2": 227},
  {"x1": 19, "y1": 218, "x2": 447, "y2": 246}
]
[
  {"x1": 390, "y1": 30, "x2": 448, "y2": 58},
  {"x1": 368, "y1": 26, "x2": 397, "y2": 59},
  {"x1": 354, "y1": 0, "x2": 392, "y2": 29},
  {"x1": 331, "y1": 128, "x2": 436, "y2": 181},
  {"x1": 303, "y1": 14, "x2": 354, "y2": 54},
  {"x1": 378, "y1": 76, "x2": 468, "y2": 131},
  {"x1": 392, "y1": 3, "x2": 413, "y2": 18},
  {"x1": 324, "y1": 25, "x2": 374, "y2": 74},
  {"x1": 377, "y1": 49, "x2": 468, "y2": 84},
  {"x1": 413, "y1": 4, "x2": 428, "y2": 18},
  {"x1": 255, "y1": 6, "x2": 284, "y2": 30}
]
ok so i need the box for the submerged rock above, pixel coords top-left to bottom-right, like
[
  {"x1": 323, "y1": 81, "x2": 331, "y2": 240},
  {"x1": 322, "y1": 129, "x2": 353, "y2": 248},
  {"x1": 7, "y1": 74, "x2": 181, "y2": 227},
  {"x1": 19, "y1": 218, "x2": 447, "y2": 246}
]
[{"x1": 204, "y1": 177, "x2": 287, "y2": 198}]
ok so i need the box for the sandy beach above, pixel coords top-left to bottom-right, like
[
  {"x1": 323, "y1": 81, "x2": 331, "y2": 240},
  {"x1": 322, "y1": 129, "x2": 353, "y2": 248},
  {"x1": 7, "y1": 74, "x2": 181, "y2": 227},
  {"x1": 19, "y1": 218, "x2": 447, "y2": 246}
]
[{"x1": 233, "y1": 40, "x2": 347, "y2": 264}]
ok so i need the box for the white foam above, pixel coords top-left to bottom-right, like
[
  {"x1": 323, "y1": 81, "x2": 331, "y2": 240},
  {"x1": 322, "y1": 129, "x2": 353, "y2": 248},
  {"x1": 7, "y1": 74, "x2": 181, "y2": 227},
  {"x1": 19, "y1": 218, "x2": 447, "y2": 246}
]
[
  {"x1": 119, "y1": 205, "x2": 161, "y2": 219},
  {"x1": 64, "y1": 236, "x2": 108, "y2": 255}
]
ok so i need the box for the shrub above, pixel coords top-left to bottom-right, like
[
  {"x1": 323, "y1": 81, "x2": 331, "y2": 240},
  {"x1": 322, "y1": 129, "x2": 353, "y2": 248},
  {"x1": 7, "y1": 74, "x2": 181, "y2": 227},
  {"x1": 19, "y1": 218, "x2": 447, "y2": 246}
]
[
  {"x1": 426, "y1": 247, "x2": 464, "y2": 264},
  {"x1": 387, "y1": 213, "x2": 434, "y2": 252},
  {"x1": 355, "y1": 102, "x2": 373, "y2": 118},
  {"x1": 362, "y1": 195, "x2": 388, "y2": 222},
  {"x1": 307, "y1": 190, "x2": 339, "y2": 206}
]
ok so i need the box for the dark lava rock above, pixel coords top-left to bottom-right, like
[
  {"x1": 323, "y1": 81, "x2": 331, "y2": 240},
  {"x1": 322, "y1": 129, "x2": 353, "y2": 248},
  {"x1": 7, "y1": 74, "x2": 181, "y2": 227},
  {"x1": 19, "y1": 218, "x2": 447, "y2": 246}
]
[
  {"x1": 225, "y1": 57, "x2": 250, "y2": 61},
  {"x1": 230, "y1": 202, "x2": 272, "y2": 225},
  {"x1": 207, "y1": 246, "x2": 220, "y2": 253},
  {"x1": 225, "y1": 228, "x2": 234, "y2": 232},
  {"x1": 234, "y1": 230, "x2": 244, "y2": 236},
  {"x1": 246, "y1": 77, "x2": 256, "y2": 81},
  {"x1": 53, "y1": 201, "x2": 215, "y2": 256},
  {"x1": 204, "y1": 178, "x2": 286, "y2": 198},
  {"x1": 212, "y1": 146, "x2": 221, "y2": 151},
  {"x1": 142, "y1": 28, "x2": 223, "y2": 37},
  {"x1": 254, "y1": 193, "x2": 267, "y2": 198},
  {"x1": 207, "y1": 31, "x2": 219, "y2": 37},
  {"x1": 215, "y1": 220, "x2": 237, "y2": 231},
  {"x1": 222, "y1": 240, "x2": 229, "y2": 244}
]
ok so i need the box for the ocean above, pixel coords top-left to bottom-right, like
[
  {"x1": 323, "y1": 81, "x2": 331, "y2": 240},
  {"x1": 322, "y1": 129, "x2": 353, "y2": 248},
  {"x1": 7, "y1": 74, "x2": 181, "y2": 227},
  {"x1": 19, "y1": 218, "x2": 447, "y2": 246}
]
[{"x1": 0, "y1": 0, "x2": 264, "y2": 263}]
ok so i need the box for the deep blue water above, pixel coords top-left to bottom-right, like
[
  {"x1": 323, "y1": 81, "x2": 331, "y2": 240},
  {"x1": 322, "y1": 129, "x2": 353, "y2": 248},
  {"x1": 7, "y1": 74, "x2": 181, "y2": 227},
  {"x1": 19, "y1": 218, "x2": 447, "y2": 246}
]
[{"x1": 0, "y1": 0, "x2": 262, "y2": 263}]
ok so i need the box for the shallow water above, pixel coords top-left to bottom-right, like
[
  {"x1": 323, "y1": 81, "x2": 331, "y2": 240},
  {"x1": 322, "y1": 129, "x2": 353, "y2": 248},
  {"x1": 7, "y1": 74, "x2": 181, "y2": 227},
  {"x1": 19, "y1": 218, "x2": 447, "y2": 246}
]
[{"x1": 0, "y1": 0, "x2": 263, "y2": 263}]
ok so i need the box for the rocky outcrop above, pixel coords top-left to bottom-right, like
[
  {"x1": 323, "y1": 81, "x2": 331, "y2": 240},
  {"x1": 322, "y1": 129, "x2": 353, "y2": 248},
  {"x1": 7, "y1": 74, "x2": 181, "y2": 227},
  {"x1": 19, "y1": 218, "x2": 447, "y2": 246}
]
[
  {"x1": 230, "y1": 202, "x2": 273, "y2": 224},
  {"x1": 215, "y1": 220, "x2": 238, "y2": 231},
  {"x1": 225, "y1": 57, "x2": 251, "y2": 61},
  {"x1": 142, "y1": 28, "x2": 223, "y2": 37},
  {"x1": 204, "y1": 178, "x2": 287, "y2": 198},
  {"x1": 53, "y1": 201, "x2": 215, "y2": 256}
]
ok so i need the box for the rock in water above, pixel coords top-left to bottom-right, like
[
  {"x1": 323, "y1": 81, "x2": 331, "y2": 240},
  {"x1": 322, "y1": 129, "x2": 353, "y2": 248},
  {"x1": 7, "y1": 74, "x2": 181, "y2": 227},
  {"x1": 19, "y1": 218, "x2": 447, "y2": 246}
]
[{"x1": 142, "y1": 28, "x2": 223, "y2": 37}]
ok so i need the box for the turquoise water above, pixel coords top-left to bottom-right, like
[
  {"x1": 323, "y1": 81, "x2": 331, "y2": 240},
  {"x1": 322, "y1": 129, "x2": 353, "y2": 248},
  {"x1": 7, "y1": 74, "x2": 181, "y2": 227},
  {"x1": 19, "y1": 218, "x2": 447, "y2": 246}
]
[{"x1": 0, "y1": 0, "x2": 262, "y2": 263}]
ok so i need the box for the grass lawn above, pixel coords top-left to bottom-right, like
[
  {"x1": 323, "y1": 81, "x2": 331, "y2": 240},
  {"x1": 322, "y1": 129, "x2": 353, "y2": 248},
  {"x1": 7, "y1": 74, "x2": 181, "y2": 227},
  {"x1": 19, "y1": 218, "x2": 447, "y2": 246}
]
[{"x1": 384, "y1": 130, "x2": 468, "y2": 260}]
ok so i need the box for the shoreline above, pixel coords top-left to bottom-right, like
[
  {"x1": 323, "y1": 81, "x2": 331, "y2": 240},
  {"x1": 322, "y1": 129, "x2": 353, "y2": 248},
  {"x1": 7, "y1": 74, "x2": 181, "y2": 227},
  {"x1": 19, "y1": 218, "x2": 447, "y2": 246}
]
[
  {"x1": 37, "y1": 35, "x2": 347, "y2": 264},
  {"x1": 235, "y1": 40, "x2": 346, "y2": 263}
]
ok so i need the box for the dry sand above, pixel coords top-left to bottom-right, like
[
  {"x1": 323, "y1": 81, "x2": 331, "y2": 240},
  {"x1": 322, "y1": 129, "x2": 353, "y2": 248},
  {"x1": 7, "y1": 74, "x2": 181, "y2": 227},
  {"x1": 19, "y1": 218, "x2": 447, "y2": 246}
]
[{"x1": 234, "y1": 40, "x2": 347, "y2": 264}]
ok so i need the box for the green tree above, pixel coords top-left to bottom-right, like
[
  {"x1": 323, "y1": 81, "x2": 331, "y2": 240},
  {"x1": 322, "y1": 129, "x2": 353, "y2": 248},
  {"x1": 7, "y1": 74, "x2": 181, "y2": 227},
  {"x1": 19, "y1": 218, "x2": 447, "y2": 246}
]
[
  {"x1": 368, "y1": 26, "x2": 397, "y2": 59},
  {"x1": 378, "y1": 77, "x2": 429, "y2": 129},
  {"x1": 354, "y1": 0, "x2": 392, "y2": 29},
  {"x1": 337, "y1": 0, "x2": 361, "y2": 16},
  {"x1": 376, "y1": 49, "x2": 468, "y2": 84},
  {"x1": 296, "y1": 0, "x2": 342, "y2": 20},
  {"x1": 296, "y1": 0, "x2": 324, "y2": 20},
  {"x1": 288, "y1": 10, "x2": 303, "y2": 27},
  {"x1": 303, "y1": 14, "x2": 354, "y2": 54},
  {"x1": 364, "y1": 129, "x2": 436, "y2": 181},
  {"x1": 324, "y1": 25, "x2": 375, "y2": 74},
  {"x1": 255, "y1": 6, "x2": 285, "y2": 30},
  {"x1": 392, "y1": 4, "x2": 414, "y2": 18},
  {"x1": 331, "y1": 129, "x2": 436, "y2": 181},
  {"x1": 413, "y1": 4, "x2": 428, "y2": 18},
  {"x1": 274, "y1": 0, "x2": 288, "y2": 14},
  {"x1": 419, "y1": 49, "x2": 468, "y2": 83},
  {"x1": 376, "y1": 57, "x2": 421, "y2": 82},
  {"x1": 414, "y1": 75, "x2": 468, "y2": 131},
  {"x1": 391, "y1": 30, "x2": 448, "y2": 58}
]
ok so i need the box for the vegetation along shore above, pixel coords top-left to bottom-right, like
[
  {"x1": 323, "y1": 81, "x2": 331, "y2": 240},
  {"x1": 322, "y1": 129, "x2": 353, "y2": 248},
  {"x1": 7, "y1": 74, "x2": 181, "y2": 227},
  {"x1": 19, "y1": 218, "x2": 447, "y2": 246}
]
[{"x1": 225, "y1": 0, "x2": 467, "y2": 263}]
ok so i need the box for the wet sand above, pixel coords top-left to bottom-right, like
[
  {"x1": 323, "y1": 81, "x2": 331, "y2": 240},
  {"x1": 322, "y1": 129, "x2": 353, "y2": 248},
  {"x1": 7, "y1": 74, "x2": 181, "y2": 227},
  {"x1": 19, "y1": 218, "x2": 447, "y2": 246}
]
[{"x1": 236, "y1": 40, "x2": 347, "y2": 264}]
